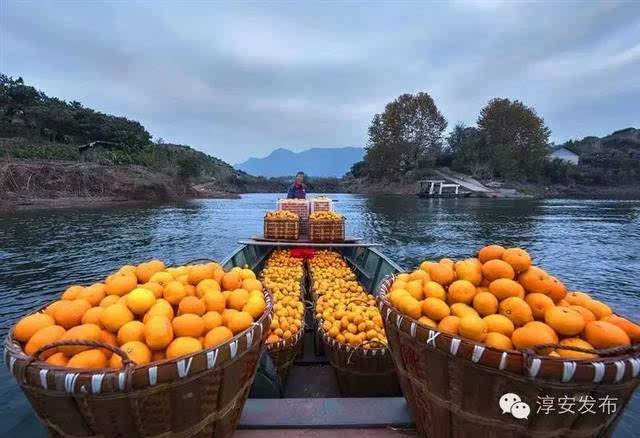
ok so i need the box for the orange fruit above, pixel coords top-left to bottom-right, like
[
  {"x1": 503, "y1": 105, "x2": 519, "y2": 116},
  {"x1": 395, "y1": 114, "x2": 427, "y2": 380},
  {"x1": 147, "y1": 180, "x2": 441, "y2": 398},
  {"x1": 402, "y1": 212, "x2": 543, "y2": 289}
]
[
  {"x1": 221, "y1": 309, "x2": 239, "y2": 326},
  {"x1": 525, "y1": 293, "x2": 555, "y2": 320},
  {"x1": 105, "y1": 273, "x2": 137, "y2": 296},
  {"x1": 196, "y1": 279, "x2": 222, "y2": 297},
  {"x1": 163, "y1": 281, "x2": 187, "y2": 305},
  {"x1": 405, "y1": 280, "x2": 425, "y2": 300},
  {"x1": 227, "y1": 311, "x2": 253, "y2": 334},
  {"x1": 557, "y1": 299, "x2": 570, "y2": 307},
  {"x1": 478, "y1": 244, "x2": 505, "y2": 263},
  {"x1": 81, "y1": 307, "x2": 105, "y2": 327},
  {"x1": 458, "y1": 315, "x2": 487, "y2": 342},
  {"x1": 482, "y1": 260, "x2": 515, "y2": 282},
  {"x1": 419, "y1": 261, "x2": 435, "y2": 272},
  {"x1": 472, "y1": 292, "x2": 498, "y2": 316},
  {"x1": 58, "y1": 324, "x2": 102, "y2": 356},
  {"x1": 45, "y1": 352, "x2": 68, "y2": 366},
  {"x1": 204, "y1": 326, "x2": 234, "y2": 348},
  {"x1": 409, "y1": 270, "x2": 429, "y2": 282},
  {"x1": 149, "y1": 271, "x2": 174, "y2": 287},
  {"x1": 454, "y1": 260, "x2": 483, "y2": 286},
  {"x1": 439, "y1": 258, "x2": 454, "y2": 268},
  {"x1": 483, "y1": 314, "x2": 515, "y2": 337},
  {"x1": 556, "y1": 338, "x2": 597, "y2": 359},
  {"x1": 166, "y1": 337, "x2": 202, "y2": 359},
  {"x1": 203, "y1": 290, "x2": 226, "y2": 313},
  {"x1": 437, "y1": 315, "x2": 461, "y2": 335},
  {"x1": 44, "y1": 300, "x2": 64, "y2": 317},
  {"x1": 203, "y1": 311, "x2": 223, "y2": 331},
  {"x1": 188, "y1": 264, "x2": 216, "y2": 286},
  {"x1": 582, "y1": 300, "x2": 612, "y2": 319},
  {"x1": 144, "y1": 316, "x2": 174, "y2": 350},
  {"x1": 450, "y1": 303, "x2": 479, "y2": 318},
  {"x1": 389, "y1": 288, "x2": 410, "y2": 308},
  {"x1": 67, "y1": 349, "x2": 108, "y2": 369},
  {"x1": 517, "y1": 267, "x2": 550, "y2": 294},
  {"x1": 602, "y1": 315, "x2": 640, "y2": 342},
  {"x1": 429, "y1": 264, "x2": 456, "y2": 286},
  {"x1": 151, "y1": 350, "x2": 166, "y2": 362},
  {"x1": 499, "y1": 297, "x2": 533, "y2": 327},
  {"x1": 391, "y1": 280, "x2": 408, "y2": 291},
  {"x1": 99, "y1": 295, "x2": 120, "y2": 308},
  {"x1": 77, "y1": 283, "x2": 106, "y2": 306},
  {"x1": 221, "y1": 271, "x2": 243, "y2": 291},
  {"x1": 25, "y1": 325, "x2": 66, "y2": 357},
  {"x1": 564, "y1": 291, "x2": 592, "y2": 306},
  {"x1": 144, "y1": 300, "x2": 174, "y2": 322},
  {"x1": 512, "y1": 325, "x2": 557, "y2": 353},
  {"x1": 397, "y1": 273, "x2": 411, "y2": 282},
  {"x1": 488, "y1": 279, "x2": 525, "y2": 300},
  {"x1": 448, "y1": 280, "x2": 477, "y2": 304},
  {"x1": 545, "y1": 306, "x2": 585, "y2": 336},
  {"x1": 178, "y1": 296, "x2": 206, "y2": 316},
  {"x1": 397, "y1": 295, "x2": 422, "y2": 319},
  {"x1": 99, "y1": 330, "x2": 117, "y2": 359},
  {"x1": 118, "y1": 265, "x2": 137, "y2": 276},
  {"x1": 117, "y1": 321, "x2": 145, "y2": 345},
  {"x1": 242, "y1": 278, "x2": 263, "y2": 292},
  {"x1": 523, "y1": 321, "x2": 559, "y2": 343},
  {"x1": 501, "y1": 248, "x2": 531, "y2": 273},
  {"x1": 140, "y1": 282, "x2": 164, "y2": 299},
  {"x1": 584, "y1": 321, "x2": 630, "y2": 349},
  {"x1": 227, "y1": 289, "x2": 250, "y2": 311},
  {"x1": 421, "y1": 297, "x2": 450, "y2": 321},
  {"x1": 243, "y1": 296, "x2": 267, "y2": 320},
  {"x1": 547, "y1": 276, "x2": 567, "y2": 302},
  {"x1": 569, "y1": 305, "x2": 596, "y2": 324},
  {"x1": 134, "y1": 262, "x2": 155, "y2": 284},
  {"x1": 172, "y1": 314, "x2": 205, "y2": 337},
  {"x1": 53, "y1": 299, "x2": 92, "y2": 329},
  {"x1": 423, "y1": 281, "x2": 446, "y2": 301},
  {"x1": 417, "y1": 316, "x2": 437, "y2": 328},
  {"x1": 61, "y1": 285, "x2": 84, "y2": 300},
  {"x1": 485, "y1": 332, "x2": 513, "y2": 350},
  {"x1": 126, "y1": 288, "x2": 157, "y2": 315},
  {"x1": 100, "y1": 304, "x2": 134, "y2": 332},
  {"x1": 14, "y1": 313, "x2": 55, "y2": 342},
  {"x1": 111, "y1": 341, "x2": 151, "y2": 368}
]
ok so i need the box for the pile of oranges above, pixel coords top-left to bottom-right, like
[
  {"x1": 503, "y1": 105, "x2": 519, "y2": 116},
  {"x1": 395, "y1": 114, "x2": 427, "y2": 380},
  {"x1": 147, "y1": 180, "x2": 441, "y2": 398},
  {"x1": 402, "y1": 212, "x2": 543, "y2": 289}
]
[
  {"x1": 310, "y1": 251, "x2": 387, "y2": 348},
  {"x1": 265, "y1": 210, "x2": 299, "y2": 220},
  {"x1": 13, "y1": 260, "x2": 268, "y2": 369},
  {"x1": 309, "y1": 211, "x2": 343, "y2": 221},
  {"x1": 388, "y1": 245, "x2": 640, "y2": 358},
  {"x1": 261, "y1": 250, "x2": 305, "y2": 345}
]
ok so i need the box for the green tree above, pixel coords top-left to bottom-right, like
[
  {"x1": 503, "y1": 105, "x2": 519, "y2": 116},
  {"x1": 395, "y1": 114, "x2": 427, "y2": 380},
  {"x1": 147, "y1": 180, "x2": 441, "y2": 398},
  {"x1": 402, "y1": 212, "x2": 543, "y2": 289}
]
[
  {"x1": 363, "y1": 92, "x2": 447, "y2": 178},
  {"x1": 477, "y1": 98, "x2": 551, "y2": 178}
]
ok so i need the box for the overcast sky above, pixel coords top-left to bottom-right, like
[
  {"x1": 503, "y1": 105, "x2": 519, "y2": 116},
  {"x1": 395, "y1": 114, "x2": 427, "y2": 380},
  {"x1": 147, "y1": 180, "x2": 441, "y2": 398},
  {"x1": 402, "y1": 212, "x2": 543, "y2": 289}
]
[{"x1": 2, "y1": 1, "x2": 639, "y2": 163}]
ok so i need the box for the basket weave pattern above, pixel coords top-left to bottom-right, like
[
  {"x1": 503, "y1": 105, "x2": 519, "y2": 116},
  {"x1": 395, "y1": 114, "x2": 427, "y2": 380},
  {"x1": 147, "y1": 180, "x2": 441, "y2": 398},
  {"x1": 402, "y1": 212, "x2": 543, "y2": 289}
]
[
  {"x1": 309, "y1": 219, "x2": 345, "y2": 242},
  {"x1": 377, "y1": 276, "x2": 640, "y2": 438},
  {"x1": 264, "y1": 218, "x2": 300, "y2": 240},
  {"x1": 4, "y1": 289, "x2": 274, "y2": 438}
]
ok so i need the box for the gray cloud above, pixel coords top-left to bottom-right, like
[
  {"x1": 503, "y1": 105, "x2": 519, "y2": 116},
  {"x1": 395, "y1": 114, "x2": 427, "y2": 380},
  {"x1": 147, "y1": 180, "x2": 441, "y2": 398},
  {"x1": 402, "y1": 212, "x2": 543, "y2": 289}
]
[{"x1": 2, "y1": 1, "x2": 639, "y2": 163}]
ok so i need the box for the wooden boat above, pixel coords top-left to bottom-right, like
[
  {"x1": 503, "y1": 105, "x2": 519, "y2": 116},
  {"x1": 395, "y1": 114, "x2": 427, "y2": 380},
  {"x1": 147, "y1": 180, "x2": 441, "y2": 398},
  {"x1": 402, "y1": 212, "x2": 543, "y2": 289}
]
[{"x1": 222, "y1": 239, "x2": 414, "y2": 430}]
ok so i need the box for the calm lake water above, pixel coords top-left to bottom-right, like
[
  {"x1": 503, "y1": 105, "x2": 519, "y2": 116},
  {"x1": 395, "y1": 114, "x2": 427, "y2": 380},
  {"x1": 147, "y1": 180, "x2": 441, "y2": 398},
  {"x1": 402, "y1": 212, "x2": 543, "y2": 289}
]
[{"x1": 1, "y1": 194, "x2": 639, "y2": 436}]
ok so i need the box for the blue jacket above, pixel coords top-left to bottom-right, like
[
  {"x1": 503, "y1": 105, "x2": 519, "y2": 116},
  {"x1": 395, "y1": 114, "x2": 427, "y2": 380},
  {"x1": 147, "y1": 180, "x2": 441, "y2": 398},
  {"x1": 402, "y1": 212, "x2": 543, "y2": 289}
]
[{"x1": 287, "y1": 183, "x2": 306, "y2": 199}]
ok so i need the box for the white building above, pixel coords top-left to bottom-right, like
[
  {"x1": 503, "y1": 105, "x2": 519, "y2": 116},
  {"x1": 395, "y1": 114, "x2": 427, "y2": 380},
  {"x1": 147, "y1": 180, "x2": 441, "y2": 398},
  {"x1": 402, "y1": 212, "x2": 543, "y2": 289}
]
[{"x1": 549, "y1": 147, "x2": 579, "y2": 165}]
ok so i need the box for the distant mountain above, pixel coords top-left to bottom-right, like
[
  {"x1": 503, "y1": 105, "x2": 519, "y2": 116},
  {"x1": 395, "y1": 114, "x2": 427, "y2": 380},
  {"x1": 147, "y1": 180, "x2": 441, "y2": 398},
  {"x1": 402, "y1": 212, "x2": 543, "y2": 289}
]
[{"x1": 236, "y1": 147, "x2": 365, "y2": 177}]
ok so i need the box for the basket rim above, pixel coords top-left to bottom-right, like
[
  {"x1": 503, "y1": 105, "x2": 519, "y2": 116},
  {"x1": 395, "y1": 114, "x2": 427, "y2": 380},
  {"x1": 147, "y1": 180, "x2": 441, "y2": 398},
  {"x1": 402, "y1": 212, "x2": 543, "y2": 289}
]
[{"x1": 377, "y1": 275, "x2": 640, "y2": 383}]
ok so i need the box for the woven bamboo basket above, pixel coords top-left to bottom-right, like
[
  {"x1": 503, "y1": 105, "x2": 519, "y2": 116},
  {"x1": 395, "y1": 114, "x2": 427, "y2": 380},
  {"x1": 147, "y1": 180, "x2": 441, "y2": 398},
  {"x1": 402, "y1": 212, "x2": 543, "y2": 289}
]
[
  {"x1": 377, "y1": 277, "x2": 640, "y2": 438},
  {"x1": 309, "y1": 219, "x2": 345, "y2": 242},
  {"x1": 310, "y1": 197, "x2": 332, "y2": 213},
  {"x1": 264, "y1": 217, "x2": 299, "y2": 240},
  {"x1": 319, "y1": 327, "x2": 401, "y2": 397},
  {"x1": 264, "y1": 278, "x2": 307, "y2": 385},
  {"x1": 277, "y1": 200, "x2": 309, "y2": 235},
  {"x1": 4, "y1": 289, "x2": 274, "y2": 438}
]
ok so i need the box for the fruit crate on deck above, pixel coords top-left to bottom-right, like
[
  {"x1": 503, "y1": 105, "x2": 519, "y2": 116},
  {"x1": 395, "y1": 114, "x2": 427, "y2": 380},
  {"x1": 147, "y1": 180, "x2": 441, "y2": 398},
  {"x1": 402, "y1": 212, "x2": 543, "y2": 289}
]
[
  {"x1": 309, "y1": 219, "x2": 345, "y2": 242},
  {"x1": 264, "y1": 214, "x2": 300, "y2": 240},
  {"x1": 277, "y1": 199, "x2": 310, "y2": 235},
  {"x1": 310, "y1": 197, "x2": 332, "y2": 213}
]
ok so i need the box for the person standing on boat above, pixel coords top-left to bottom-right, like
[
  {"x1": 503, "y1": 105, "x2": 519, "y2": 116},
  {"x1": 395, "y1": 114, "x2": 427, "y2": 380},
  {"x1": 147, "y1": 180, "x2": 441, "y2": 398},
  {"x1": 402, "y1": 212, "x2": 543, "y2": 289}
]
[{"x1": 287, "y1": 171, "x2": 306, "y2": 199}]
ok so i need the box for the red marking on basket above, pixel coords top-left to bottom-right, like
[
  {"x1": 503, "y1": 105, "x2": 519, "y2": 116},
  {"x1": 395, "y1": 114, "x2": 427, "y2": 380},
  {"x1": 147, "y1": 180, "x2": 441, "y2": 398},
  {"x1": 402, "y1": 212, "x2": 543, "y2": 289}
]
[{"x1": 290, "y1": 248, "x2": 315, "y2": 259}]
